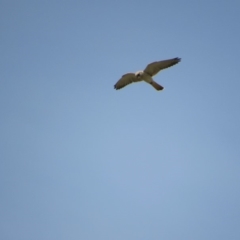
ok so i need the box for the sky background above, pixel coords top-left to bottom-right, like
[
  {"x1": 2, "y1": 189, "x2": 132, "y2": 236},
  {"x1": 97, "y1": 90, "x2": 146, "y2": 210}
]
[{"x1": 1, "y1": 0, "x2": 240, "y2": 239}]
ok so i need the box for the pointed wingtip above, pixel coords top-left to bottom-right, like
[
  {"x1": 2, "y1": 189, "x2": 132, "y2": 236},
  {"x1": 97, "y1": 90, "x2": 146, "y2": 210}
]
[{"x1": 176, "y1": 57, "x2": 181, "y2": 62}]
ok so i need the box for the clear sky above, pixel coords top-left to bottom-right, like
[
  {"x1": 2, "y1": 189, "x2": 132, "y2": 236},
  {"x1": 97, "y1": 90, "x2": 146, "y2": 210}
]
[{"x1": 1, "y1": 1, "x2": 240, "y2": 239}]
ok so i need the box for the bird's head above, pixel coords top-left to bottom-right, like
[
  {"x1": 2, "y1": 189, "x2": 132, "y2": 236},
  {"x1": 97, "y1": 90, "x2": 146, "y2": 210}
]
[{"x1": 135, "y1": 71, "x2": 144, "y2": 79}]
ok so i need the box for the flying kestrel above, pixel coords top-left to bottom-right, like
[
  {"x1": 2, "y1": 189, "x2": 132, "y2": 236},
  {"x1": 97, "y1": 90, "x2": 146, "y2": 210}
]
[{"x1": 114, "y1": 57, "x2": 181, "y2": 91}]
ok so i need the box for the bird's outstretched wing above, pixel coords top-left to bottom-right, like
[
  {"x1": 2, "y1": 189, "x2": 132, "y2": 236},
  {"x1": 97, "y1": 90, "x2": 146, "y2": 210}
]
[
  {"x1": 144, "y1": 57, "x2": 181, "y2": 76},
  {"x1": 114, "y1": 73, "x2": 140, "y2": 90}
]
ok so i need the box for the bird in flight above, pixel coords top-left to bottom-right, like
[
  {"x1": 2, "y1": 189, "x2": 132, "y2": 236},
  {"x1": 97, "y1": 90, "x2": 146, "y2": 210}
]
[{"x1": 114, "y1": 57, "x2": 181, "y2": 91}]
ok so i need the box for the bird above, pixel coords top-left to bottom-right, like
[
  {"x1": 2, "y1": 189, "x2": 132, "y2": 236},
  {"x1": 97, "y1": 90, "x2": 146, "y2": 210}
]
[{"x1": 114, "y1": 57, "x2": 181, "y2": 91}]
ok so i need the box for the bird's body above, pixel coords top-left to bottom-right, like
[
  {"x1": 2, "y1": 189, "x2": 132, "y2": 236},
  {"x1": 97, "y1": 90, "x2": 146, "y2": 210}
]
[{"x1": 114, "y1": 57, "x2": 181, "y2": 91}]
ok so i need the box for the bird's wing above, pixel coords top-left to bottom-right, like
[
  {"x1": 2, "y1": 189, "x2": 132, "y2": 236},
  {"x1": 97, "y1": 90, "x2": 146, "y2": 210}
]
[
  {"x1": 114, "y1": 73, "x2": 140, "y2": 90},
  {"x1": 144, "y1": 57, "x2": 181, "y2": 76}
]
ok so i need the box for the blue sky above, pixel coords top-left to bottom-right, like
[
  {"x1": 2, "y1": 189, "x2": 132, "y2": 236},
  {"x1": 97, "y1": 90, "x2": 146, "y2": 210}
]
[{"x1": 1, "y1": 0, "x2": 240, "y2": 239}]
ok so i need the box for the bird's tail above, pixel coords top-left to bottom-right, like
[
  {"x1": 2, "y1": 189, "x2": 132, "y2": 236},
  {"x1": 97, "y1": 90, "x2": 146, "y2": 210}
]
[{"x1": 150, "y1": 81, "x2": 164, "y2": 91}]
